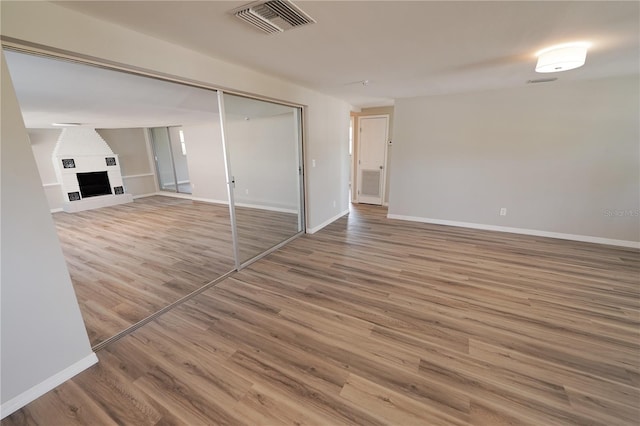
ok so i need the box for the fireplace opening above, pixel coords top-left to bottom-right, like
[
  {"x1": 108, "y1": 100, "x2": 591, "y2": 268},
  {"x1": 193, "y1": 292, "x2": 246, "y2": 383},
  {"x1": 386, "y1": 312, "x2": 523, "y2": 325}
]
[{"x1": 77, "y1": 171, "x2": 112, "y2": 198}]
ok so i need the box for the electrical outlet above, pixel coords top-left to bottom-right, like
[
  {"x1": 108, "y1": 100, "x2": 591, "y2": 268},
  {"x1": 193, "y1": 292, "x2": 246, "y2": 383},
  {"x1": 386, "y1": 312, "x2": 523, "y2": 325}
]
[
  {"x1": 500, "y1": 207, "x2": 507, "y2": 216},
  {"x1": 333, "y1": 200, "x2": 336, "y2": 208},
  {"x1": 312, "y1": 159, "x2": 316, "y2": 168},
  {"x1": 245, "y1": 189, "x2": 249, "y2": 195}
]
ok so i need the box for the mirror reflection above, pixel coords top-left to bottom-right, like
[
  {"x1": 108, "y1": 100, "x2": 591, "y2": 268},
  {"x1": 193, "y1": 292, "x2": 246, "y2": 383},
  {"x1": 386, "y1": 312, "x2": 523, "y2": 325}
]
[
  {"x1": 5, "y1": 50, "x2": 307, "y2": 347},
  {"x1": 223, "y1": 93, "x2": 304, "y2": 265},
  {"x1": 5, "y1": 50, "x2": 234, "y2": 346}
]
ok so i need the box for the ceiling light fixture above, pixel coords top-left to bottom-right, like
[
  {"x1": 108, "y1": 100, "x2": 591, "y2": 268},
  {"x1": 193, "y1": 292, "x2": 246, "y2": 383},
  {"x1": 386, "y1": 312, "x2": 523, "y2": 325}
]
[
  {"x1": 51, "y1": 122, "x2": 82, "y2": 127},
  {"x1": 362, "y1": 80, "x2": 370, "y2": 86},
  {"x1": 535, "y1": 42, "x2": 591, "y2": 73}
]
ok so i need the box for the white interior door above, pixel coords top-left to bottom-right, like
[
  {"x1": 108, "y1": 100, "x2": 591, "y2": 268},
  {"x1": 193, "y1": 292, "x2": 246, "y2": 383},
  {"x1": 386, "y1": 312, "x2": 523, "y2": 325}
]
[{"x1": 357, "y1": 115, "x2": 388, "y2": 205}]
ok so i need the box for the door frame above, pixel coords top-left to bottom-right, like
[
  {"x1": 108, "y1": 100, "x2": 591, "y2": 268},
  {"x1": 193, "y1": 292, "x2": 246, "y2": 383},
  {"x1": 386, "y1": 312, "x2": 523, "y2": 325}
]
[
  {"x1": 148, "y1": 127, "x2": 180, "y2": 194},
  {"x1": 355, "y1": 114, "x2": 389, "y2": 205}
]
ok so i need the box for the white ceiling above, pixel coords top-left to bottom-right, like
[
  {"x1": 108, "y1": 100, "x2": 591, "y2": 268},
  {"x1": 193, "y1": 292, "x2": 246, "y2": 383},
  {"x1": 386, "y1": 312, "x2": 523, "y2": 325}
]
[
  {"x1": 6, "y1": 1, "x2": 639, "y2": 128},
  {"x1": 5, "y1": 50, "x2": 222, "y2": 128},
  {"x1": 5, "y1": 50, "x2": 294, "y2": 128},
  {"x1": 53, "y1": 0, "x2": 639, "y2": 107}
]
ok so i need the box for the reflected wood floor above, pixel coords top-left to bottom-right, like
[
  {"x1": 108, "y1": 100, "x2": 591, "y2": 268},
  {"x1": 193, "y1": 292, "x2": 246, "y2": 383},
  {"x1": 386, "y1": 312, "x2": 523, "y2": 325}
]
[
  {"x1": 234, "y1": 205, "x2": 300, "y2": 263},
  {"x1": 5, "y1": 204, "x2": 639, "y2": 425},
  {"x1": 53, "y1": 195, "x2": 236, "y2": 346}
]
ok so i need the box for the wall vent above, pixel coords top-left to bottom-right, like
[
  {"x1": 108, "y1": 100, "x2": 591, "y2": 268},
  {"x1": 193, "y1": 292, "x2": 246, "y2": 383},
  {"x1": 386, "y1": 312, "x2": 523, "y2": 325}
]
[{"x1": 233, "y1": 0, "x2": 316, "y2": 34}]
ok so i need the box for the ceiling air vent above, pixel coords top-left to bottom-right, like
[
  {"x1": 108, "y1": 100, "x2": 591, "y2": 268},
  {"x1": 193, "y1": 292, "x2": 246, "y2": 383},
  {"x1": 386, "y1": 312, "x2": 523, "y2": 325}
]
[{"x1": 233, "y1": 0, "x2": 316, "y2": 34}]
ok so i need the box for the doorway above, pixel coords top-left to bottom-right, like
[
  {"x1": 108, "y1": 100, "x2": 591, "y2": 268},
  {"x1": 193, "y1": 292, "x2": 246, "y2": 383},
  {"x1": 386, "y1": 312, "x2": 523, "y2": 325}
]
[
  {"x1": 150, "y1": 126, "x2": 192, "y2": 194},
  {"x1": 356, "y1": 115, "x2": 389, "y2": 205}
]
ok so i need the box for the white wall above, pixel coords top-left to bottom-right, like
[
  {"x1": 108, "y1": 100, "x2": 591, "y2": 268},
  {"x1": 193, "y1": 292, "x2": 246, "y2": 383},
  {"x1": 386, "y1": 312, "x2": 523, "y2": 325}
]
[
  {"x1": 389, "y1": 76, "x2": 640, "y2": 245},
  {"x1": 27, "y1": 128, "x2": 65, "y2": 210},
  {"x1": 226, "y1": 113, "x2": 300, "y2": 212},
  {"x1": 305, "y1": 101, "x2": 352, "y2": 230},
  {"x1": 0, "y1": 0, "x2": 351, "y2": 231},
  {"x1": 1, "y1": 49, "x2": 97, "y2": 417},
  {"x1": 183, "y1": 113, "x2": 303, "y2": 212},
  {"x1": 181, "y1": 121, "x2": 228, "y2": 203},
  {"x1": 97, "y1": 128, "x2": 157, "y2": 197}
]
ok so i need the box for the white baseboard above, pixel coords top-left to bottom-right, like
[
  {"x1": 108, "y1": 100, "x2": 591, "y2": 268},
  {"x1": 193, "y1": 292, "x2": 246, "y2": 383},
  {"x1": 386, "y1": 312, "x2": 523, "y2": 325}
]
[
  {"x1": 63, "y1": 194, "x2": 134, "y2": 213},
  {"x1": 121, "y1": 173, "x2": 154, "y2": 180},
  {"x1": 151, "y1": 193, "x2": 296, "y2": 214},
  {"x1": 234, "y1": 202, "x2": 298, "y2": 215},
  {"x1": 191, "y1": 196, "x2": 228, "y2": 205},
  {"x1": 153, "y1": 191, "x2": 194, "y2": 200},
  {"x1": 307, "y1": 209, "x2": 350, "y2": 234},
  {"x1": 387, "y1": 214, "x2": 640, "y2": 249},
  {"x1": 50, "y1": 208, "x2": 63, "y2": 213},
  {"x1": 132, "y1": 192, "x2": 161, "y2": 200},
  {"x1": 0, "y1": 353, "x2": 98, "y2": 419}
]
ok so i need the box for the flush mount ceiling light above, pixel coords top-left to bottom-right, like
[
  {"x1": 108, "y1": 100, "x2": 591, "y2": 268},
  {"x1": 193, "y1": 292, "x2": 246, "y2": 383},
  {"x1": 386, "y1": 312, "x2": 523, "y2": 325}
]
[
  {"x1": 51, "y1": 122, "x2": 82, "y2": 127},
  {"x1": 535, "y1": 42, "x2": 591, "y2": 73}
]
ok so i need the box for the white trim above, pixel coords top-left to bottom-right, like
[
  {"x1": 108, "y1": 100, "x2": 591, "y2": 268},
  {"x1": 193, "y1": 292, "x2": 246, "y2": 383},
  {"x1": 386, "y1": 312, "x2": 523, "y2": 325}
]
[
  {"x1": 307, "y1": 209, "x2": 350, "y2": 234},
  {"x1": 132, "y1": 192, "x2": 159, "y2": 200},
  {"x1": 50, "y1": 208, "x2": 63, "y2": 213},
  {"x1": 154, "y1": 191, "x2": 194, "y2": 200},
  {"x1": 0, "y1": 353, "x2": 98, "y2": 419},
  {"x1": 152, "y1": 193, "x2": 297, "y2": 214},
  {"x1": 63, "y1": 194, "x2": 133, "y2": 213},
  {"x1": 387, "y1": 214, "x2": 640, "y2": 249},
  {"x1": 235, "y1": 202, "x2": 297, "y2": 215},
  {"x1": 191, "y1": 196, "x2": 228, "y2": 205},
  {"x1": 383, "y1": 201, "x2": 389, "y2": 207},
  {"x1": 42, "y1": 182, "x2": 60, "y2": 187},
  {"x1": 121, "y1": 173, "x2": 154, "y2": 179}
]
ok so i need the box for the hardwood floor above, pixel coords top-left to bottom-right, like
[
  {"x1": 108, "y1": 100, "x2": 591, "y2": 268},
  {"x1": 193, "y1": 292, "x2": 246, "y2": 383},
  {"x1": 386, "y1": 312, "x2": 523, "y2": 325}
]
[
  {"x1": 54, "y1": 195, "x2": 301, "y2": 346},
  {"x1": 4, "y1": 204, "x2": 639, "y2": 425},
  {"x1": 54, "y1": 195, "x2": 236, "y2": 345},
  {"x1": 234, "y1": 205, "x2": 300, "y2": 263}
]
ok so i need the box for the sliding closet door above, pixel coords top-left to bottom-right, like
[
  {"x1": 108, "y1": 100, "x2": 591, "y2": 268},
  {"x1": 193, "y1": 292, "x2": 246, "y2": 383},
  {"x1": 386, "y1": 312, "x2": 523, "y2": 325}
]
[
  {"x1": 150, "y1": 126, "x2": 193, "y2": 194},
  {"x1": 150, "y1": 127, "x2": 177, "y2": 192},
  {"x1": 220, "y1": 92, "x2": 304, "y2": 267}
]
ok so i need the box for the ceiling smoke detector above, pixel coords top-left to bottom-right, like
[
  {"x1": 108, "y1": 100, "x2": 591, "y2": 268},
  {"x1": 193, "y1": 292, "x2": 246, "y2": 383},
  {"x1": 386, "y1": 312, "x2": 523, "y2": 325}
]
[
  {"x1": 233, "y1": 0, "x2": 316, "y2": 34},
  {"x1": 535, "y1": 42, "x2": 591, "y2": 73}
]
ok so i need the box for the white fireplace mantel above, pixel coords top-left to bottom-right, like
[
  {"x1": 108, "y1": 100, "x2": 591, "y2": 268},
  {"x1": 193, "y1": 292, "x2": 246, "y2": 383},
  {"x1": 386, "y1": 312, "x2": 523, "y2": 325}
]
[{"x1": 52, "y1": 128, "x2": 133, "y2": 213}]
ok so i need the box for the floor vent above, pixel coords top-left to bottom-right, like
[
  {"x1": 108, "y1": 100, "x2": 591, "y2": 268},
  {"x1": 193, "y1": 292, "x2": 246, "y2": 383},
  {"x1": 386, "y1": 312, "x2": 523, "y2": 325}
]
[{"x1": 233, "y1": 0, "x2": 316, "y2": 34}]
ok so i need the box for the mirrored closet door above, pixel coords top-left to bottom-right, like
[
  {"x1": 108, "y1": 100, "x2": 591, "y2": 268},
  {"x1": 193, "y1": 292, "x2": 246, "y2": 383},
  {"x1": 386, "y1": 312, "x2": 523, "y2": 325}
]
[
  {"x1": 5, "y1": 47, "x2": 307, "y2": 349},
  {"x1": 220, "y1": 92, "x2": 305, "y2": 267},
  {"x1": 150, "y1": 126, "x2": 193, "y2": 194}
]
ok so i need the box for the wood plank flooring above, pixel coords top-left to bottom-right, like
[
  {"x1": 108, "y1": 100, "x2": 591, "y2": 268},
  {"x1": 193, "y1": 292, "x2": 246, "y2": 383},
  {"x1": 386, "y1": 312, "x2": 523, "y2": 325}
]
[
  {"x1": 53, "y1": 195, "x2": 236, "y2": 345},
  {"x1": 5, "y1": 204, "x2": 639, "y2": 425},
  {"x1": 234, "y1": 205, "x2": 300, "y2": 264},
  {"x1": 54, "y1": 195, "x2": 300, "y2": 346}
]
